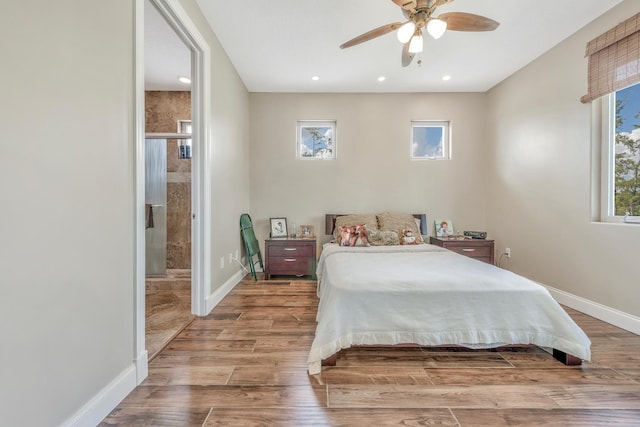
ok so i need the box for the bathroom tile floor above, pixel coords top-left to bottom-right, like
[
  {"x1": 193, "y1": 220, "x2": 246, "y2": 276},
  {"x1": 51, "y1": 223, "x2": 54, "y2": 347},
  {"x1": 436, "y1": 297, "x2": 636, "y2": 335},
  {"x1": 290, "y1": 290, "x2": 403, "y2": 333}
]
[{"x1": 146, "y1": 269, "x2": 194, "y2": 360}]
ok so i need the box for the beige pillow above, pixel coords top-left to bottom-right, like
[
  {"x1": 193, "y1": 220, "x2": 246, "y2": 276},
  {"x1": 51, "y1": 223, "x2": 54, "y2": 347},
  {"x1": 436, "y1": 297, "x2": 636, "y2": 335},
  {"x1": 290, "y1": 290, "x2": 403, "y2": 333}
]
[
  {"x1": 334, "y1": 214, "x2": 378, "y2": 233},
  {"x1": 376, "y1": 212, "x2": 424, "y2": 243},
  {"x1": 368, "y1": 230, "x2": 400, "y2": 246}
]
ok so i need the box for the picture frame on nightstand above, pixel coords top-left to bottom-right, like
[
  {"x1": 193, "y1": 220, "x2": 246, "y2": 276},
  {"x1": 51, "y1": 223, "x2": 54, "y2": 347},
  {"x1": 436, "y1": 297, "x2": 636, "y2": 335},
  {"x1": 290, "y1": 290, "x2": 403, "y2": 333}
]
[
  {"x1": 269, "y1": 218, "x2": 288, "y2": 238},
  {"x1": 299, "y1": 225, "x2": 315, "y2": 239},
  {"x1": 435, "y1": 219, "x2": 454, "y2": 238}
]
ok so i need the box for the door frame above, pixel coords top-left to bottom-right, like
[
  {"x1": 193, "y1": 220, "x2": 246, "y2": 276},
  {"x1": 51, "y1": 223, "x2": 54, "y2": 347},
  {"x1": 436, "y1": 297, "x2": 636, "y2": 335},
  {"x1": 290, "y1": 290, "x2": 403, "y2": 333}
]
[{"x1": 134, "y1": 0, "x2": 212, "y2": 383}]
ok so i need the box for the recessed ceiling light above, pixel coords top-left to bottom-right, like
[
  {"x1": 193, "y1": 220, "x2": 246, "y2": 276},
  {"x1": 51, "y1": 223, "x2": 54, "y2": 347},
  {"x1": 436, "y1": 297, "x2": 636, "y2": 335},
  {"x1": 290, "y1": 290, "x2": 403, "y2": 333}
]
[
  {"x1": 442, "y1": 75, "x2": 451, "y2": 81},
  {"x1": 312, "y1": 75, "x2": 320, "y2": 81},
  {"x1": 377, "y1": 76, "x2": 386, "y2": 82},
  {"x1": 178, "y1": 76, "x2": 191, "y2": 84}
]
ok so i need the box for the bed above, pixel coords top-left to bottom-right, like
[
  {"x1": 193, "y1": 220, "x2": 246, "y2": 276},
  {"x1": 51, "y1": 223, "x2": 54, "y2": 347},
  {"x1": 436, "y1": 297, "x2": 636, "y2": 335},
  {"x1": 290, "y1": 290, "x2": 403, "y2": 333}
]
[{"x1": 307, "y1": 213, "x2": 591, "y2": 375}]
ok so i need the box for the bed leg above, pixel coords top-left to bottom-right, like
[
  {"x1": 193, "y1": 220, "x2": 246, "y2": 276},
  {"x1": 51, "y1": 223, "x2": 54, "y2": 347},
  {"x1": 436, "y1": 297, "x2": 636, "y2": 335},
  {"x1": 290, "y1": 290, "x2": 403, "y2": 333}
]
[
  {"x1": 321, "y1": 354, "x2": 337, "y2": 367},
  {"x1": 553, "y1": 349, "x2": 582, "y2": 366}
]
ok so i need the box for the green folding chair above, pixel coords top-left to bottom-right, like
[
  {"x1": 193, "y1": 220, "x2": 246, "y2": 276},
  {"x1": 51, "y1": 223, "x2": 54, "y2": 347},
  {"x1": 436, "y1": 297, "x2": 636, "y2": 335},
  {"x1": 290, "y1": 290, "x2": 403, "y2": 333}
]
[{"x1": 240, "y1": 213, "x2": 264, "y2": 281}]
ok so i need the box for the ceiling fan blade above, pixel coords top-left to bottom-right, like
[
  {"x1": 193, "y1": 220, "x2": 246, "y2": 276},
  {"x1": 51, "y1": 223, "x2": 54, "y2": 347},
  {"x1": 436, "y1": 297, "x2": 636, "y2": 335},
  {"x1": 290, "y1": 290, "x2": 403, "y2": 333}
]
[
  {"x1": 433, "y1": 0, "x2": 455, "y2": 6},
  {"x1": 340, "y1": 22, "x2": 403, "y2": 49},
  {"x1": 401, "y1": 42, "x2": 415, "y2": 67},
  {"x1": 391, "y1": 0, "x2": 417, "y2": 11},
  {"x1": 438, "y1": 12, "x2": 499, "y2": 32}
]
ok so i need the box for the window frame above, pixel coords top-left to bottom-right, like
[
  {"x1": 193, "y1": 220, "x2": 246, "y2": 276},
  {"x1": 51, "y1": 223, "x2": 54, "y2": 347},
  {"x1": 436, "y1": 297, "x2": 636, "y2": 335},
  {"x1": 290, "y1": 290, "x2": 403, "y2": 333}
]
[
  {"x1": 296, "y1": 120, "x2": 336, "y2": 160},
  {"x1": 410, "y1": 120, "x2": 451, "y2": 161},
  {"x1": 593, "y1": 90, "x2": 640, "y2": 224}
]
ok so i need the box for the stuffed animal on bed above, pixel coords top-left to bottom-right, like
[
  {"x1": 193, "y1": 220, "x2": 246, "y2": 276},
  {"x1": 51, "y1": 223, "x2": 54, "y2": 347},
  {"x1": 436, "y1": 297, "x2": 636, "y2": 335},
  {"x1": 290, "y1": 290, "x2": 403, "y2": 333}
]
[
  {"x1": 354, "y1": 224, "x2": 370, "y2": 246},
  {"x1": 337, "y1": 224, "x2": 370, "y2": 247},
  {"x1": 400, "y1": 227, "x2": 418, "y2": 245}
]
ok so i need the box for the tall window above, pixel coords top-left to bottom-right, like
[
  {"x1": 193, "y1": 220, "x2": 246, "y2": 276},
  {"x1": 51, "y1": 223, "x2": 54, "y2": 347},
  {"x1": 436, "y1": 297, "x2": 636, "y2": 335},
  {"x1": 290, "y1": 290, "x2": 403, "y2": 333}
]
[
  {"x1": 613, "y1": 84, "x2": 640, "y2": 216},
  {"x1": 411, "y1": 120, "x2": 451, "y2": 160},
  {"x1": 598, "y1": 83, "x2": 640, "y2": 222}
]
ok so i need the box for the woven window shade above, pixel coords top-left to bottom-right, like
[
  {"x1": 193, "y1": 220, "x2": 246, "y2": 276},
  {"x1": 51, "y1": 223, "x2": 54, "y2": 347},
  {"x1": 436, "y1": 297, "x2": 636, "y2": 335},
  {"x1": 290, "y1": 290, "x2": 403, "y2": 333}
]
[{"x1": 581, "y1": 13, "x2": 640, "y2": 103}]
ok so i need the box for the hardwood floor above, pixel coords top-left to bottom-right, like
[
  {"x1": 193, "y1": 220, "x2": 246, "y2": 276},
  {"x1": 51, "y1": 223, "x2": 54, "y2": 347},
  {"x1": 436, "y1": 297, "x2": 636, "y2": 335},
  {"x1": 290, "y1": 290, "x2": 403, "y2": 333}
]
[{"x1": 101, "y1": 275, "x2": 640, "y2": 426}]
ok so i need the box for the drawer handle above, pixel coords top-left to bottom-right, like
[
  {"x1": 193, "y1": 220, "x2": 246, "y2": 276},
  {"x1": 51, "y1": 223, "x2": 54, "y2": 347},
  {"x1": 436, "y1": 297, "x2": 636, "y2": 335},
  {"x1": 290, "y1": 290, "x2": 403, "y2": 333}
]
[
  {"x1": 462, "y1": 248, "x2": 476, "y2": 252},
  {"x1": 284, "y1": 248, "x2": 297, "y2": 251},
  {"x1": 284, "y1": 258, "x2": 297, "y2": 262}
]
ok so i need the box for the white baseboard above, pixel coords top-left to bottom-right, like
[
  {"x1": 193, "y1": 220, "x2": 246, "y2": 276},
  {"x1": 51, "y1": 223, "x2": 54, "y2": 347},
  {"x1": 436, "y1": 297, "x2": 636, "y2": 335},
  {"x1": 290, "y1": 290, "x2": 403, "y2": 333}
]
[
  {"x1": 61, "y1": 364, "x2": 137, "y2": 427},
  {"x1": 205, "y1": 268, "x2": 245, "y2": 314},
  {"x1": 135, "y1": 350, "x2": 149, "y2": 384},
  {"x1": 60, "y1": 270, "x2": 245, "y2": 426},
  {"x1": 545, "y1": 284, "x2": 640, "y2": 335}
]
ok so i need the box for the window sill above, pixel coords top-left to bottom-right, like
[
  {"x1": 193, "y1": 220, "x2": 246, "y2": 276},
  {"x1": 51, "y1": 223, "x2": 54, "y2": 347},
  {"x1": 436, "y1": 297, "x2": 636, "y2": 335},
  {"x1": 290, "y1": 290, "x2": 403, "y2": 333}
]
[{"x1": 624, "y1": 214, "x2": 640, "y2": 224}]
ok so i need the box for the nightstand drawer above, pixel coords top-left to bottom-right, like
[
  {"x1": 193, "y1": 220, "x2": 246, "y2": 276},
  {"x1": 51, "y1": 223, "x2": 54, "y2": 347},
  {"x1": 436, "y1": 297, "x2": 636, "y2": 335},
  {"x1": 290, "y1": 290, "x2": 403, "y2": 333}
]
[
  {"x1": 267, "y1": 257, "x2": 315, "y2": 275},
  {"x1": 429, "y1": 236, "x2": 495, "y2": 265},
  {"x1": 447, "y1": 245, "x2": 492, "y2": 258},
  {"x1": 268, "y1": 244, "x2": 314, "y2": 257}
]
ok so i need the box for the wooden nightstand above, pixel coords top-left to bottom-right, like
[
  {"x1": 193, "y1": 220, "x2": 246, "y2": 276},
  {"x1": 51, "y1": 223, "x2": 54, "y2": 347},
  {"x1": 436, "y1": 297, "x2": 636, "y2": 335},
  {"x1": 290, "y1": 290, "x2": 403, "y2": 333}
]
[
  {"x1": 264, "y1": 238, "x2": 316, "y2": 280},
  {"x1": 429, "y1": 236, "x2": 495, "y2": 265}
]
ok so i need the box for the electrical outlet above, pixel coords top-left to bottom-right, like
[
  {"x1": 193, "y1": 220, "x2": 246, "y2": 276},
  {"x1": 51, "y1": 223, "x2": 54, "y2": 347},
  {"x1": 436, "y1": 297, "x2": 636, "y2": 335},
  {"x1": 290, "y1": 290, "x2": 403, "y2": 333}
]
[
  {"x1": 220, "y1": 257, "x2": 224, "y2": 268},
  {"x1": 229, "y1": 253, "x2": 233, "y2": 263},
  {"x1": 505, "y1": 247, "x2": 511, "y2": 258},
  {"x1": 235, "y1": 249, "x2": 239, "y2": 260},
  {"x1": 241, "y1": 256, "x2": 246, "y2": 265}
]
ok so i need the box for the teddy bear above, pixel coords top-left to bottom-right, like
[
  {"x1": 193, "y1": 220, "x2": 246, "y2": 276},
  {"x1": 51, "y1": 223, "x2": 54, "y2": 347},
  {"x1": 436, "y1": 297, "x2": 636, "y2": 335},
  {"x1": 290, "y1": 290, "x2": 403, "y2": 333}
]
[{"x1": 400, "y1": 227, "x2": 418, "y2": 245}]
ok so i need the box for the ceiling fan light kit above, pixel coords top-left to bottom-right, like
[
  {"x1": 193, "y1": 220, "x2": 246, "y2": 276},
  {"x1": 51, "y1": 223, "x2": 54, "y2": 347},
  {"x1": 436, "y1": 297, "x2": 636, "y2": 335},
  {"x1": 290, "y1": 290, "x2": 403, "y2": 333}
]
[
  {"x1": 408, "y1": 31, "x2": 424, "y2": 53},
  {"x1": 340, "y1": 0, "x2": 499, "y2": 67},
  {"x1": 426, "y1": 18, "x2": 447, "y2": 39},
  {"x1": 397, "y1": 21, "x2": 416, "y2": 43}
]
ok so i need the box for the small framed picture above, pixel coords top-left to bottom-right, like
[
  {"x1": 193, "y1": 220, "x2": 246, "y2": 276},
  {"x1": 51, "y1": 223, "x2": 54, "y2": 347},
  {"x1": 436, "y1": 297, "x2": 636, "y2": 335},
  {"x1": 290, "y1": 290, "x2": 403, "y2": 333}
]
[
  {"x1": 270, "y1": 218, "x2": 288, "y2": 238},
  {"x1": 299, "y1": 225, "x2": 315, "y2": 239},
  {"x1": 435, "y1": 219, "x2": 454, "y2": 238}
]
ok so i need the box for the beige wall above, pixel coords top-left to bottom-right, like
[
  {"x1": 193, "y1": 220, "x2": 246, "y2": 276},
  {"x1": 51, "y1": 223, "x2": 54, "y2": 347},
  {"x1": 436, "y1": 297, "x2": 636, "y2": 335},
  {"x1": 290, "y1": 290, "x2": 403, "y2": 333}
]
[
  {"x1": 250, "y1": 92, "x2": 489, "y2": 252},
  {"x1": 0, "y1": 0, "x2": 250, "y2": 425},
  {"x1": 486, "y1": 0, "x2": 640, "y2": 317},
  {"x1": 0, "y1": 1, "x2": 135, "y2": 426}
]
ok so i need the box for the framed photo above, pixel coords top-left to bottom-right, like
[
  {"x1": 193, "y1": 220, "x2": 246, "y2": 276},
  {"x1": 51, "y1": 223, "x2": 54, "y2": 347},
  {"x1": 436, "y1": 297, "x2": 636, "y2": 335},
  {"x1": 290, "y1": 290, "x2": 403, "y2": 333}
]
[
  {"x1": 270, "y1": 218, "x2": 288, "y2": 238},
  {"x1": 296, "y1": 120, "x2": 336, "y2": 160},
  {"x1": 299, "y1": 224, "x2": 315, "y2": 239},
  {"x1": 435, "y1": 219, "x2": 454, "y2": 238}
]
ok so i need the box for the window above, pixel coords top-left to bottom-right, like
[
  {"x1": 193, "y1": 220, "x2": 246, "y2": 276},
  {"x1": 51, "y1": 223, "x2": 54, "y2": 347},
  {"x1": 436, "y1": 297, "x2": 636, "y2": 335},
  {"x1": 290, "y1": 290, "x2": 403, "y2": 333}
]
[
  {"x1": 596, "y1": 82, "x2": 640, "y2": 223},
  {"x1": 411, "y1": 120, "x2": 450, "y2": 160},
  {"x1": 296, "y1": 120, "x2": 336, "y2": 160}
]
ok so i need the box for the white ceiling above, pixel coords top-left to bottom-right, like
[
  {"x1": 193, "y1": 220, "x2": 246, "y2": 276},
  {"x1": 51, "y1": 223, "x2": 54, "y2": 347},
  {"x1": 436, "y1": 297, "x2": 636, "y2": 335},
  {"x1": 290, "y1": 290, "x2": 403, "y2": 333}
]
[
  {"x1": 144, "y1": 0, "x2": 191, "y2": 91},
  {"x1": 146, "y1": 0, "x2": 623, "y2": 93}
]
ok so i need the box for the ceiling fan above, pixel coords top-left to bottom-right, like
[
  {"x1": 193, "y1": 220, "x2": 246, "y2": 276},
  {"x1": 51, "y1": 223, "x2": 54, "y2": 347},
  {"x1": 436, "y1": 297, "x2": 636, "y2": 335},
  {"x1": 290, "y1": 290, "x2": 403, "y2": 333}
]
[{"x1": 340, "y1": 0, "x2": 499, "y2": 67}]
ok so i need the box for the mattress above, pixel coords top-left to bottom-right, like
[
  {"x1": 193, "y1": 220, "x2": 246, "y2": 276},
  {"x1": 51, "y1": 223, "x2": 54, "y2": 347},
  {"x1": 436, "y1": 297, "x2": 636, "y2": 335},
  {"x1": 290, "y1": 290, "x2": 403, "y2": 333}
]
[{"x1": 308, "y1": 243, "x2": 591, "y2": 374}]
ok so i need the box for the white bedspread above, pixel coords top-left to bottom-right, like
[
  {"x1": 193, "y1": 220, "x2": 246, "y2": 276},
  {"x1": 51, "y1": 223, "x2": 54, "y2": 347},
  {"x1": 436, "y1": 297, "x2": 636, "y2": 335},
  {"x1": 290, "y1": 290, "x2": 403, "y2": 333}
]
[{"x1": 308, "y1": 244, "x2": 591, "y2": 374}]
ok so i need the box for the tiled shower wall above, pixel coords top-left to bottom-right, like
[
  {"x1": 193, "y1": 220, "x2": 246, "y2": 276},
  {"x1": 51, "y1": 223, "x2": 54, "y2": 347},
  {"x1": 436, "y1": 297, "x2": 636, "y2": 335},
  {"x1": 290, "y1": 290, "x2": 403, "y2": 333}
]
[{"x1": 145, "y1": 91, "x2": 191, "y2": 270}]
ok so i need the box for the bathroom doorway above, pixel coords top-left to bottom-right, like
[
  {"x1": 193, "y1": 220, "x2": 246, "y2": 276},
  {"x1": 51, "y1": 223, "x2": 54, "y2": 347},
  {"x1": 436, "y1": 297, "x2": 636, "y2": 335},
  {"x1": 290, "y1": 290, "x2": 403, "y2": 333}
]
[{"x1": 137, "y1": 0, "x2": 211, "y2": 366}]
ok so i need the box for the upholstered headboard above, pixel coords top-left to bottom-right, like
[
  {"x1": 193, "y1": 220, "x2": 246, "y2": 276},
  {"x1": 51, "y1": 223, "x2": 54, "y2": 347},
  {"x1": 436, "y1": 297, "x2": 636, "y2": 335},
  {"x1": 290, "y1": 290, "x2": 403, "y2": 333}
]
[{"x1": 325, "y1": 213, "x2": 428, "y2": 235}]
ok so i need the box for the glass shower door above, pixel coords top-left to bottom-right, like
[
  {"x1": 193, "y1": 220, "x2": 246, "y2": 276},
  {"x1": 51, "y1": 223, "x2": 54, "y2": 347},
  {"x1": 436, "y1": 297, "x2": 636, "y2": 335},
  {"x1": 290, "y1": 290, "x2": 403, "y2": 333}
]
[{"x1": 145, "y1": 138, "x2": 167, "y2": 277}]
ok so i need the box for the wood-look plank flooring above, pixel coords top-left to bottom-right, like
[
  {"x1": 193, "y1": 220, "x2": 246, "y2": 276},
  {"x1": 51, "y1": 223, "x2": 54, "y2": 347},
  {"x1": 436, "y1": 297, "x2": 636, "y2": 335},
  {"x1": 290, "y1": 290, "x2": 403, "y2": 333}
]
[{"x1": 102, "y1": 274, "x2": 640, "y2": 426}]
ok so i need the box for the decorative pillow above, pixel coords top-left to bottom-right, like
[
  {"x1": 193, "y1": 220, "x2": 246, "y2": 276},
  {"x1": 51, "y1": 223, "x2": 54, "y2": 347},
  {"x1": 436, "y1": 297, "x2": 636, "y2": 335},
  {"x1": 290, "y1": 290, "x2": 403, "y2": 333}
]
[
  {"x1": 334, "y1": 214, "x2": 378, "y2": 234},
  {"x1": 368, "y1": 229, "x2": 400, "y2": 246},
  {"x1": 376, "y1": 212, "x2": 424, "y2": 244},
  {"x1": 336, "y1": 224, "x2": 370, "y2": 247}
]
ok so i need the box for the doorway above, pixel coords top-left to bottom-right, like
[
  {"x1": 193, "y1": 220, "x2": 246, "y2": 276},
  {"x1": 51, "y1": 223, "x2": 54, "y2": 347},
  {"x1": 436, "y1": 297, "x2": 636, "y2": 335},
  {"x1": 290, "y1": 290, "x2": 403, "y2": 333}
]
[{"x1": 134, "y1": 0, "x2": 212, "y2": 380}]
